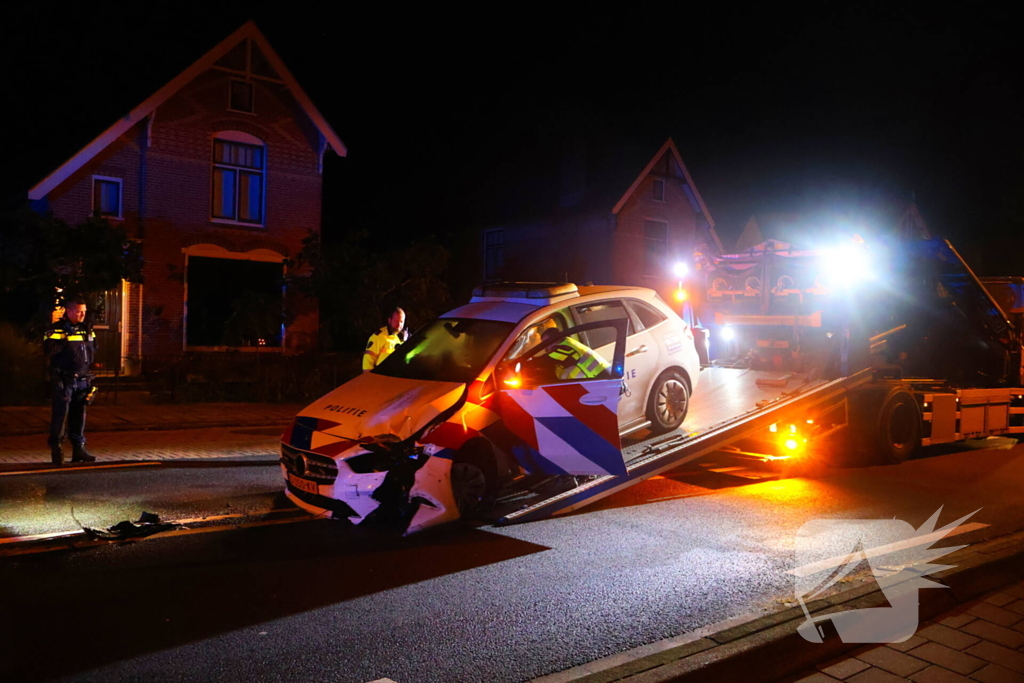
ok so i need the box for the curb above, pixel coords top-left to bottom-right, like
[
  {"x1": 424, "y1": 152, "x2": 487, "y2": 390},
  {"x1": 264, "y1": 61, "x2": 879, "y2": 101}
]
[
  {"x1": 0, "y1": 456, "x2": 280, "y2": 476},
  {"x1": 536, "y1": 529, "x2": 1024, "y2": 683},
  {"x1": 0, "y1": 507, "x2": 313, "y2": 557},
  {"x1": 0, "y1": 418, "x2": 292, "y2": 438}
]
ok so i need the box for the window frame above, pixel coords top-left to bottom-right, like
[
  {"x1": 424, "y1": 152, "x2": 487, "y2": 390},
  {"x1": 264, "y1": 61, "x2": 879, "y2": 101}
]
[
  {"x1": 210, "y1": 134, "x2": 266, "y2": 227},
  {"x1": 483, "y1": 228, "x2": 505, "y2": 280},
  {"x1": 91, "y1": 175, "x2": 123, "y2": 220},
  {"x1": 227, "y1": 79, "x2": 256, "y2": 114},
  {"x1": 643, "y1": 219, "x2": 669, "y2": 276},
  {"x1": 653, "y1": 178, "x2": 666, "y2": 202}
]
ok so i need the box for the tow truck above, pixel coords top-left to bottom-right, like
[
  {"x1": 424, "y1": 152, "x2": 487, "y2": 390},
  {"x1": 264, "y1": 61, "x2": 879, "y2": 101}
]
[{"x1": 489, "y1": 235, "x2": 1024, "y2": 525}]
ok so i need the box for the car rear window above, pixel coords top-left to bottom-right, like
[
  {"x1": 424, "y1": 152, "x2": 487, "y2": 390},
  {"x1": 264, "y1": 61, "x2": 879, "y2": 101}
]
[
  {"x1": 572, "y1": 300, "x2": 634, "y2": 348},
  {"x1": 627, "y1": 300, "x2": 668, "y2": 331}
]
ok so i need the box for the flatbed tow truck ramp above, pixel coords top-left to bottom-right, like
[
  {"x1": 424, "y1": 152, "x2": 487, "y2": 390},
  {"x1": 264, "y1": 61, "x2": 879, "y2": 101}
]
[
  {"x1": 492, "y1": 367, "x2": 869, "y2": 524},
  {"x1": 492, "y1": 236, "x2": 1024, "y2": 526}
]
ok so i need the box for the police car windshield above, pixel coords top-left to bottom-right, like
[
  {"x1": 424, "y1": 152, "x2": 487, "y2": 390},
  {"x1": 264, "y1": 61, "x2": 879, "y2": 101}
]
[{"x1": 372, "y1": 318, "x2": 515, "y2": 383}]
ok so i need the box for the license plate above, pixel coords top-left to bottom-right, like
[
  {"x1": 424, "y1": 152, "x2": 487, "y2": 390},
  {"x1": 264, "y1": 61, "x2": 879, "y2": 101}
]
[{"x1": 288, "y1": 473, "x2": 318, "y2": 494}]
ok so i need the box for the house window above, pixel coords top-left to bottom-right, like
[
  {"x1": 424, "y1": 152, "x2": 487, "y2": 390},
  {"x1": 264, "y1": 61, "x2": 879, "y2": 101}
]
[
  {"x1": 484, "y1": 228, "x2": 504, "y2": 279},
  {"x1": 212, "y1": 138, "x2": 264, "y2": 224},
  {"x1": 653, "y1": 178, "x2": 665, "y2": 202},
  {"x1": 92, "y1": 176, "x2": 122, "y2": 219},
  {"x1": 229, "y1": 80, "x2": 254, "y2": 113},
  {"x1": 643, "y1": 220, "x2": 668, "y2": 275}
]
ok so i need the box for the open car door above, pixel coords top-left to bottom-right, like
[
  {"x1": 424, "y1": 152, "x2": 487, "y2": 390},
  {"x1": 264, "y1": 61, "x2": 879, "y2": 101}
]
[{"x1": 495, "y1": 319, "x2": 628, "y2": 477}]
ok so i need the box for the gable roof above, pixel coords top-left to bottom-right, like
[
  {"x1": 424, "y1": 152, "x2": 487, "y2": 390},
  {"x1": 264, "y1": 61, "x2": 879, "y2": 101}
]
[
  {"x1": 610, "y1": 138, "x2": 723, "y2": 251},
  {"x1": 28, "y1": 20, "x2": 346, "y2": 201}
]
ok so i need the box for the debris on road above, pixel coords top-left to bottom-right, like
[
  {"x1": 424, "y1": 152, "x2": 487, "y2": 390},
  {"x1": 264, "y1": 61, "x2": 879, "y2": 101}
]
[{"x1": 82, "y1": 511, "x2": 179, "y2": 540}]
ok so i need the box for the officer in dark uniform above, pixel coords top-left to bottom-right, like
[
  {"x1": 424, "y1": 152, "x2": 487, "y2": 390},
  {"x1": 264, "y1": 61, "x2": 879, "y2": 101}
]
[{"x1": 44, "y1": 296, "x2": 98, "y2": 465}]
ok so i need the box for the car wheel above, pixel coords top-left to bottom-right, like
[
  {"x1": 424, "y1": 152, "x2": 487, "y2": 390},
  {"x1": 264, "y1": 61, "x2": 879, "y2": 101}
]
[
  {"x1": 450, "y1": 462, "x2": 487, "y2": 516},
  {"x1": 646, "y1": 370, "x2": 690, "y2": 433}
]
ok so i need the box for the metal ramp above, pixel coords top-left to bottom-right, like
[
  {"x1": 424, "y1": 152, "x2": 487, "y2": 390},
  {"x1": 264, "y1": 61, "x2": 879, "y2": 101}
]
[{"x1": 492, "y1": 368, "x2": 872, "y2": 525}]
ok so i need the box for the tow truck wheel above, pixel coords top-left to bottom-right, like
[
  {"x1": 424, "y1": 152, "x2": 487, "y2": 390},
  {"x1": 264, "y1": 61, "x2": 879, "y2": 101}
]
[
  {"x1": 843, "y1": 385, "x2": 921, "y2": 466},
  {"x1": 875, "y1": 388, "x2": 921, "y2": 465},
  {"x1": 450, "y1": 462, "x2": 487, "y2": 516},
  {"x1": 647, "y1": 370, "x2": 690, "y2": 434}
]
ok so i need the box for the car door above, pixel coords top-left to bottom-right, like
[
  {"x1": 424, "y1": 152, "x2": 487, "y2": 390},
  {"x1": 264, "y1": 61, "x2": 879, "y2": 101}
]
[
  {"x1": 570, "y1": 299, "x2": 651, "y2": 426},
  {"x1": 622, "y1": 298, "x2": 670, "y2": 415},
  {"x1": 495, "y1": 319, "x2": 627, "y2": 477}
]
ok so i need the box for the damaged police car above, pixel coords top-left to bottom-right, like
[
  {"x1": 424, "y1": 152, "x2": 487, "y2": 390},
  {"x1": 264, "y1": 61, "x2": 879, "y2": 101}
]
[{"x1": 281, "y1": 283, "x2": 700, "y2": 534}]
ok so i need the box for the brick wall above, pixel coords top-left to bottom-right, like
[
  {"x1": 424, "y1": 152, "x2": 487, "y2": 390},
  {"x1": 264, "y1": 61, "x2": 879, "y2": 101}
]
[
  {"x1": 43, "y1": 65, "x2": 326, "y2": 366},
  {"x1": 613, "y1": 168, "x2": 700, "y2": 296}
]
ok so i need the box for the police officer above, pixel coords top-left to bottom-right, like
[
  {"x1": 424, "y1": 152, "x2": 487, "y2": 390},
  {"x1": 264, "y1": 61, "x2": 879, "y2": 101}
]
[
  {"x1": 363, "y1": 307, "x2": 408, "y2": 373},
  {"x1": 44, "y1": 296, "x2": 97, "y2": 465},
  {"x1": 539, "y1": 328, "x2": 611, "y2": 380}
]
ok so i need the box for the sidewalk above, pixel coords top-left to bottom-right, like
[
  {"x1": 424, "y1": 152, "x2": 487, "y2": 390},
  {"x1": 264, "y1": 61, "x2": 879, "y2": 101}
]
[
  {"x1": 792, "y1": 582, "x2": 1024, "y2": 683},
  {"x1": 0, "y1": 401, "x2": 303, "y2": 437}
]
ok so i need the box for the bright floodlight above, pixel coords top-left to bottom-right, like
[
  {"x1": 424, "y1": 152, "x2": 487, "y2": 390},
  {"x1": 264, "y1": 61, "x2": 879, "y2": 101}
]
[
  {"x1": 720, "y1": 326, "x2": 736, "y2": 341},
  {"x1": 822, "y1": 242, "x2": 872, "y2": 286},
  {"x1": 672, "y1": 262, "x2": 689, "y2": 278}
]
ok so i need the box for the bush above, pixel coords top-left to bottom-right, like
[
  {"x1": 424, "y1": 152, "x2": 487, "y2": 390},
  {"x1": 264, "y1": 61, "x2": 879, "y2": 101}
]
[{"x1": 0, "y1": 323, "x2": 47, "y2": 405}]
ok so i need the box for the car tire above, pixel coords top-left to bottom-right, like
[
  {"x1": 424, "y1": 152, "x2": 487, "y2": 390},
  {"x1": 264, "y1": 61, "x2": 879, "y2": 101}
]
[
  {"x1": 646, "y1": 369, "x2": 690, "y2": 434},
  {"x1": 450, "y1": 462, "x2": 487, "y2": 516}
]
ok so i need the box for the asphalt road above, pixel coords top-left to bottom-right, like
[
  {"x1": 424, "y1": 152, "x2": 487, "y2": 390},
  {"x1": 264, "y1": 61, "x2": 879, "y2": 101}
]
[{"x1": 3, "y1": 444, "x2": 1024, "y2": 683}]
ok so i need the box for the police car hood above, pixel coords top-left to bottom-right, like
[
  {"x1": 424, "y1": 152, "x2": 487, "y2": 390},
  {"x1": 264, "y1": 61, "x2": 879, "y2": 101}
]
[{"x1": 297, "y1": 372, "x2": 465, "y2": 442}]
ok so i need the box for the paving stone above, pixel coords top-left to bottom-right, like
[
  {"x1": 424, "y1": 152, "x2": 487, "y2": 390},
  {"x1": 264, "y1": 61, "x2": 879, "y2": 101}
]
[
  {"x1": 1004, "y1": 586, "x2": 1024, "y2": 600},
  {"x1": 987, "y1": 594, "x2": 1019, "y2": 608},
  {"x1": 961, "y1": 620, "x2": 1024, "y2": 650},
  {"x1": 856, "y1": 647, "x2": 929, "y2": 677},
  {"x1": 820, "y1": 657, "x2": 871, "y2": 679},
  {"x1": 966, "y1": 642, "x2": 1024, "y2": 674},
  {"x1": 848, "y1": 668, "x2": 912, "y2": 683},
  {"x1": 795, "y1": 674, "x2": 843, "y2": 683},
  {"x1": 942, "y1": 614, "x2": 978, "y2": 630},
  {"x1": 969, "y1": 663, "x2": 1024, "y2": 683},
  {"x1": 908, "y1": 643, "x2": 987, "y2": 675},
  {"x1": 909, "y1": 665, "x2": 973, "y2": 682},
  {"x1": 1004, "y1": 601, "x2": 1024, "y2": 617},
  {"x1": 968, "y1": 604, "x2": 1024, "y2": 628},
  {"x1": 919, "y1": 624, "x2": 982, "y2": 650},
  {"x1": 890, "y1": 637, "x2": 930, "y2": 653}
]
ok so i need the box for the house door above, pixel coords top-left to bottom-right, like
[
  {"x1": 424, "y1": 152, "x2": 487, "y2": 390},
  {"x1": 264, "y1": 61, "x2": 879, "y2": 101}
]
[{"x1": 91, "y1": 284, "x2": 123, "y2": 375}]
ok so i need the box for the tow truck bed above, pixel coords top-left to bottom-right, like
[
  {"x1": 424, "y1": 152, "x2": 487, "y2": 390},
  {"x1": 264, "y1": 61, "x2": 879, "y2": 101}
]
[{"x1": 491, "y1": 367, "x2": 870, "y2": 525}]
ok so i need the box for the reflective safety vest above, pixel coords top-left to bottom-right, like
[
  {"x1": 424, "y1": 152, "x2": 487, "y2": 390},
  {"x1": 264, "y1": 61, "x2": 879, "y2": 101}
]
[
  {"x1": 44, "y1": 319, "x2": 97, "y2": 375},
  {"x1": 547, "y1": 336, "x2": 610, "y2": 380},
  {"x1": 363, "y1": 326, "x2": 404, "y2": 370}
]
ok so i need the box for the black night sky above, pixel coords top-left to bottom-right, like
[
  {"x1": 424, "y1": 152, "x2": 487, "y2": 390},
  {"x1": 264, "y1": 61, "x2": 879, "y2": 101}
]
[{"x1": 3, "y1": 3, "x2": 1021, "y2": 272}]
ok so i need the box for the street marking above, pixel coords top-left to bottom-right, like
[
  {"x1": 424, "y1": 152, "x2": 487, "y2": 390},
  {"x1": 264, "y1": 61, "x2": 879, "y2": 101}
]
[
  {"x1": 0, "y1": 462, "x2": 162, "y2": 476},
  {"x1": 0, "y1": 530, "x2": 82, "y2": 545},
  {"x1": 787, "y1": 521, "x2": 989, "y2": 577}
]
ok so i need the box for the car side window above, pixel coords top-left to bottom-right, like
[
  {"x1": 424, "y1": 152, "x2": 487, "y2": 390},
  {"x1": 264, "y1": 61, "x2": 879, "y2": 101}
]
[
  {"x1": 505, "y1": 312, "x2": 568, "y2": 361},
  {"x1": 627, "y1": 300, "x2": 668, "y2": 331},
  {"x1": 571, "y1": 300, "x2": 634, "y2": 348}
]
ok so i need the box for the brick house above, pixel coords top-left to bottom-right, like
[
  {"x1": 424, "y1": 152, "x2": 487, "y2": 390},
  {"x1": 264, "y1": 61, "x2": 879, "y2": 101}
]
[
  {"x1": 27, "y1": 21, "x2": 346, "y2": 374},
  {"x1": 479, "y1": 138, "x2": 722, "y2": 301}
]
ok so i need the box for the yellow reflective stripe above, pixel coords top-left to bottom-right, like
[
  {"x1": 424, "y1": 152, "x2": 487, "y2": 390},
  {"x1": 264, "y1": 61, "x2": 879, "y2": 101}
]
[
  {"x1": 67, "y1": 335, "x2": 85, "y2": 341},
  {"x1": 46, "y1": 332, "x2": 67, "y2": 340}
]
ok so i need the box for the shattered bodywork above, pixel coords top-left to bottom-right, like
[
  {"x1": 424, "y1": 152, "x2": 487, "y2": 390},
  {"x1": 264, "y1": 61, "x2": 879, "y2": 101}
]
[{"x1": 281, "y1": 373, "x2": 480, "y2": 534}]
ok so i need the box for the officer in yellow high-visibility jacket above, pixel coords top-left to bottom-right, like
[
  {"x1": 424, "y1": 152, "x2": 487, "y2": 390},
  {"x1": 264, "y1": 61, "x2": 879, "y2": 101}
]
[
  {"x1": 543, "y1": 333, "x2": 611, "y2": 380},
  {"x1": 363, "y1": 307, "x2": 408, "y2": 372}
]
